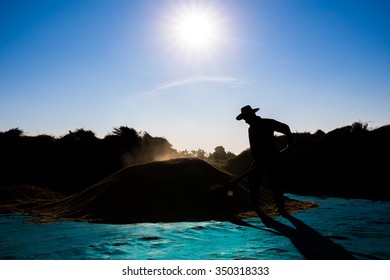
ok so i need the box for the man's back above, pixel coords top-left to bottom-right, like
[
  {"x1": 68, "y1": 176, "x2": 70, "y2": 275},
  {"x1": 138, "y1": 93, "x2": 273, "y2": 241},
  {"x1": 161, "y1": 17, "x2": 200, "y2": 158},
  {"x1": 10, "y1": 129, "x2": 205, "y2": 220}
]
[{"x1": 249, "y1": 116, "x2": 291, "y2": 160}]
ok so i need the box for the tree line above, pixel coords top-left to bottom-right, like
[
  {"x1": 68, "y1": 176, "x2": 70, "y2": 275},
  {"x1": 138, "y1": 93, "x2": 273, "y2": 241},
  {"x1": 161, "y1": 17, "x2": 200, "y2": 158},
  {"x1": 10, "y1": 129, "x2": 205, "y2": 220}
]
[
  {"x1": 0, "y1": 126, "x2": 235, "y2": 194},
  {"x1": 2, "y1": 121, "x2": 389, "y2": 200}
]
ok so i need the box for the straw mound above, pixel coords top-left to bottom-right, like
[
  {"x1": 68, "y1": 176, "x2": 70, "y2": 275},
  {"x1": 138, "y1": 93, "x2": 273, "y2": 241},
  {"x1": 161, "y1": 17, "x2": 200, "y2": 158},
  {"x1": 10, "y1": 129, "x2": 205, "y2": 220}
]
[
  {"x1": 5, "y1": 158, "x2": 317, "y2": 223},
  {"x1": 0, "y1": 184, "x2": 63, "y2": 214}
]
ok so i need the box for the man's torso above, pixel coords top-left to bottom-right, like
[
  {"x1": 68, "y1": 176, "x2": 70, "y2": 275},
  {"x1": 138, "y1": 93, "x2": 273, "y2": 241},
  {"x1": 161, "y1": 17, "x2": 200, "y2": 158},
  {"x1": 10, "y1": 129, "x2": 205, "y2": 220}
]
[{"x1": 249, "y1": 117, "x2": 279, "y2": 160}]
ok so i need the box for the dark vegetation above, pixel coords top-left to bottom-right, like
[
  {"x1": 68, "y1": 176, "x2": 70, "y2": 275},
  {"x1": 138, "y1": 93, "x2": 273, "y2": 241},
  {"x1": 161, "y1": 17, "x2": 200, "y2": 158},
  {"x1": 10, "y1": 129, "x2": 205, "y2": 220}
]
[
  {"x1": 224, "y1": 122, "x2": 390, "y2": 200},
  {"x1": 0, "y1": 127, "x2": 178, "y2": 194},
  {"x1": 1, "y1": 122, "x2": 389, "y2": 200}
]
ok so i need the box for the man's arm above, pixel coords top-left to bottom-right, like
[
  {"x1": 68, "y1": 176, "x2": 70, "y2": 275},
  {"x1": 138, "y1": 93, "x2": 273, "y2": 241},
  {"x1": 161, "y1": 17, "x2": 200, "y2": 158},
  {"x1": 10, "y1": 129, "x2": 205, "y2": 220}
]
[{"x1": 272, "y1": 119, "x2": 294, "y2": 148}]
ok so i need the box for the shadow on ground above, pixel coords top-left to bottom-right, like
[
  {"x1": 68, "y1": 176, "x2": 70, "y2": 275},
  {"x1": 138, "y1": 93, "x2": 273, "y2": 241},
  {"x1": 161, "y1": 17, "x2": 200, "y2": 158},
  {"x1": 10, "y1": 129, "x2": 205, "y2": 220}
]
[{"x1": 247, "y1": 211, "x2": 356, "y2": 260}]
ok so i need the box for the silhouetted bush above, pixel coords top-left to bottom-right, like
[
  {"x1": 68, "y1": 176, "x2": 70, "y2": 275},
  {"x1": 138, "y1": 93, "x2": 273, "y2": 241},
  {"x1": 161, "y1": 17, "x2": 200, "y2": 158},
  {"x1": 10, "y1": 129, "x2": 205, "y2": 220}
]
[
  {"x1": 314, "y1": 129, "x2": 325, "y2": 138},
  {"x1": 223, "y1": 123, "x2": 390, "y2": 200},
  {"x1": 350, "y1": 121, "x2": 369, "y2": 133},
  {"x1": 0, "y1": 128, "x2": 25, "y2": 139},
  {"x1": 208, "y1": 146, "x2": 235, "y2": 167},
  {"x1": 1, "y1": 122, "x2": 389, "y2": 199},
  {"x1": 0, "y1": 126, "x2": 178, "y2": 194}
]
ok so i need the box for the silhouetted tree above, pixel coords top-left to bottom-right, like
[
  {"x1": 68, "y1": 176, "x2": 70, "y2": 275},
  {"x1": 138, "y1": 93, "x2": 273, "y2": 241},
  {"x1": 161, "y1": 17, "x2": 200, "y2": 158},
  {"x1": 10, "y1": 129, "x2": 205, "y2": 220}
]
[
  {"x1": 208, "y1": 146, "x2": 235, "y2": 166},
  {"x1": 113, "y1": 126, "x2": 140, "y2": 145},
  {"x1": 194, "y1": 149, "x2": 208, "y2": 159},
  {"x1": 350, "y1": 121, "x2": 369, "y2": 133},
  {"x1": 0, "y1": 127, "x2": 25, "y2": 139},
  {"x1": 178, "y1": 149, "x2": 191, "y2": 157},
  {"x1": 73, "y1": 128, "x2": 97, "y2": 141},
  {"x1": 140, "y1": 133, "x2": 178, "y2": 162},
  {"x1": 314, "y1": 129, "x2": 325, "y2": 138},
  {"x1": 209, "y1": 146, "x2": 227, "y2": 161}
]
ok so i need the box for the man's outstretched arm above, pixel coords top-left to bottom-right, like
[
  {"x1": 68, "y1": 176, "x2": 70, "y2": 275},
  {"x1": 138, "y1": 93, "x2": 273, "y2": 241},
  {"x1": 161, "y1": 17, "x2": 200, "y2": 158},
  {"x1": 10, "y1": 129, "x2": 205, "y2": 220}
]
[{"x1": 273, "y1": 120, "x2": 294, "y2": 149}]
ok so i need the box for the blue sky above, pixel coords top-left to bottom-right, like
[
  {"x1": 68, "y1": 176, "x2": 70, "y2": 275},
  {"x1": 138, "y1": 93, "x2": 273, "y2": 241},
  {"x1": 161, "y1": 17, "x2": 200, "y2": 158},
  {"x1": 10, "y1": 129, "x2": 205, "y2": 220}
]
[{"x1": 1, "y1": 0, "x2": 389, "y2": 154}]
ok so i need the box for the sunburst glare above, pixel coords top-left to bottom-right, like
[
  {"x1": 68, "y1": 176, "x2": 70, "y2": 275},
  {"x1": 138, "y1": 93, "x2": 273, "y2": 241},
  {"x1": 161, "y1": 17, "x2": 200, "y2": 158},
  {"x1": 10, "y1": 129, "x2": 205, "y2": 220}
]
[
  {"x1": 174, "y1": 10, "x2": 217, "y2": 49},
  {"x1": 164, "y1": 1, "x2": 227, "y2": 61}
]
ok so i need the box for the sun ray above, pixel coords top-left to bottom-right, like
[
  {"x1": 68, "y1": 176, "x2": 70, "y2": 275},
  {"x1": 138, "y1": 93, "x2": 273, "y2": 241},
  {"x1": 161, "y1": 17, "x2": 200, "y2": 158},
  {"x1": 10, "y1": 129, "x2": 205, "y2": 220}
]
[{"x1": 164, "y1": 1, "x2": 226, "y2": 61}]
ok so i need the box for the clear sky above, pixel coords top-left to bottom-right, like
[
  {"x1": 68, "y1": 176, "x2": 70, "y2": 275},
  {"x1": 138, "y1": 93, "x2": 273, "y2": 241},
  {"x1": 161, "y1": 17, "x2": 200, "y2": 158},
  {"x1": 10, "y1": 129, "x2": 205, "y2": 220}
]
[{"x1": 1, "y1": 0, "x2": 389, "y2": 154}]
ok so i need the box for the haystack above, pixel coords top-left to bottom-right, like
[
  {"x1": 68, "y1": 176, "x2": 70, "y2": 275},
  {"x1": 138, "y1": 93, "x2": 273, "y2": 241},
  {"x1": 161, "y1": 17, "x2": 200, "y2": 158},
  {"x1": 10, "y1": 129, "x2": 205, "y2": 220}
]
[{"x1": 14, "y1": 158, "x2": 316, "y2": 223}]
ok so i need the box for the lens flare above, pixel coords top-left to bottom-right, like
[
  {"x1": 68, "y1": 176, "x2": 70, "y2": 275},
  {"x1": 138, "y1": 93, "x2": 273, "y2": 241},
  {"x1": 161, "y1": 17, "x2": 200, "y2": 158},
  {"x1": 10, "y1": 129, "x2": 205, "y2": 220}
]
[{"x1": 165, "y1": 1, "x2": 227, "y2": 60}]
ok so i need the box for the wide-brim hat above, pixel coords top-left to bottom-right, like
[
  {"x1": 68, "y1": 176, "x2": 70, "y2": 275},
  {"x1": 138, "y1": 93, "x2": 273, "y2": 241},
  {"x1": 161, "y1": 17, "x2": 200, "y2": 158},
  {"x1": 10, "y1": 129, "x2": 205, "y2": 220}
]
[{"x1": 236, "y1": 105, "x2": 259, "y2": 120}]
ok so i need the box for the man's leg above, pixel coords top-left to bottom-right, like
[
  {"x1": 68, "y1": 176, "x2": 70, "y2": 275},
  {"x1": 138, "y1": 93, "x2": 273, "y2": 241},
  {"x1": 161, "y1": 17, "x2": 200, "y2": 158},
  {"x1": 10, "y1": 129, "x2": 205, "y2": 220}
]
[
  {"x1": 268, "y1": 159, "x2": 286, "y2": 214},
  {"x1": 248, "y1": 165, "x2": 263, "y2": 210}
]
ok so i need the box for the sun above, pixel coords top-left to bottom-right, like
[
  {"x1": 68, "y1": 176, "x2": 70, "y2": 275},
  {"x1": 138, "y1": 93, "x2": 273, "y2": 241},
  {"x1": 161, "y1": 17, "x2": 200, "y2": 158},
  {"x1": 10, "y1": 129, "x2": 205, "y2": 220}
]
[
  {"x1": 174, "y1": 11, "x2": 218, "y2": 50},
  {"x1": 166, "y1": 1, "x2": 225, "y2": 57}
]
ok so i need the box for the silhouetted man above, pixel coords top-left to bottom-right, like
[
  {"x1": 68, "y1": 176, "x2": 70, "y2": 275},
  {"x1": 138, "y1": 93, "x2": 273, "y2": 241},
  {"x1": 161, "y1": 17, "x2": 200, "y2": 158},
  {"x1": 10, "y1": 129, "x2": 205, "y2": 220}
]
[{"x1": 236, "y1": 105, "x2": 293, "y2": 214}]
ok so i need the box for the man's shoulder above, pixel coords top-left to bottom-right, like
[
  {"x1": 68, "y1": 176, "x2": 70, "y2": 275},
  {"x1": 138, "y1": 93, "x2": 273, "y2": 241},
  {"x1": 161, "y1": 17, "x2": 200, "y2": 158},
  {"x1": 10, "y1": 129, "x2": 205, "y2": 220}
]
[
  {"x1": 258, "y1": 118, "x2": 287, "y2": 129},
  {"x1": 258, "y1": 117, "x2": 278, "y2": 124},
  {"x1": 250, "y1": 117, "x2": 273, "y2": 126},
  {"x1": 261, "y1": 118, "x2": 275, "y2": 122}
]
